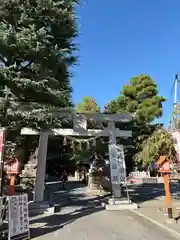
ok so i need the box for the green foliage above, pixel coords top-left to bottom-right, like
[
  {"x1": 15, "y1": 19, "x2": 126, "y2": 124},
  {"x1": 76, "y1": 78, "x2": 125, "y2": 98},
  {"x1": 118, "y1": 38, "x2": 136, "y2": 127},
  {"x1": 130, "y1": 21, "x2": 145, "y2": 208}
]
[
  {"x1": 77, "y1": 96, "x2": 101, "y2": 113},
  {"x1": 105, "y1": 74, "x2": 166, "y2": 123},
  {"x1": 0, "y1": 0, "x2": 78, "y2": 130},
  {"x1": 0, "y1": 0, "x2": 79, "y2": 166},
  {"x1": 105, "y1": 74, "x2": 166, "y2": 169},
  {"x1": 75, "y1": 97, "x2": 102, "y2": 165},
  {"x1": 176, "y1": 119, "x2": 180, "y2": 129},
  {"x1": 134, "y1": 128, "x2": 176, "y2": 167}
]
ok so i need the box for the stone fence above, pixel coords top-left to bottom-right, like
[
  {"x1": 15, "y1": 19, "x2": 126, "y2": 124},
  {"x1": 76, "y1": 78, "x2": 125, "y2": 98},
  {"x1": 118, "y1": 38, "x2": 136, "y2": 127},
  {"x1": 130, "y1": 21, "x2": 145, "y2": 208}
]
[
  {"x1": 128, "y1": 171, "x2": 150, "y2": 178},
  {"x1": 128, "y1": 171, "x2": 163, "y2": 184}
]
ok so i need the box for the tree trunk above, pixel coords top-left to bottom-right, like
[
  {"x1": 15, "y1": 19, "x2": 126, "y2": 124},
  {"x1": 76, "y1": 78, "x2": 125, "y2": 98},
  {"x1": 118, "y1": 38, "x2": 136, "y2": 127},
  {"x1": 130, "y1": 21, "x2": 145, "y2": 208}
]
[
  {"x1": 88, "y1": 174, "x2": 100, "y2": 190},
  {"x1": 15, "y1": 135, "x2": 39, "y2": 166},
  {"x1": 15, "y1": 136, "x2": 39, "y2": 190},
  {"x1": 87, "y1": 163, "x2": 101, "y2": 193}
]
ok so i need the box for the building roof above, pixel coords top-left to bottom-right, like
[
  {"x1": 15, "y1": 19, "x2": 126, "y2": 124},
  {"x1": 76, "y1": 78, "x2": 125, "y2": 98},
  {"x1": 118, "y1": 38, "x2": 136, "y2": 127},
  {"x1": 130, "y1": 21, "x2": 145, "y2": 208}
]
[{"x1": 156, "y1": 156, "x2": 171, "y2": 165}]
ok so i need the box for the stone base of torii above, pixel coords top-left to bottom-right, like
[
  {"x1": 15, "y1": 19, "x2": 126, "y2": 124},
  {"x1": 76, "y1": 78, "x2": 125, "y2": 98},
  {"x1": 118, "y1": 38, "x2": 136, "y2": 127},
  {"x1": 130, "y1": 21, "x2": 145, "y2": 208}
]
[{"x1": 21, "y1": 111, "x2": 138, "y2": 214}]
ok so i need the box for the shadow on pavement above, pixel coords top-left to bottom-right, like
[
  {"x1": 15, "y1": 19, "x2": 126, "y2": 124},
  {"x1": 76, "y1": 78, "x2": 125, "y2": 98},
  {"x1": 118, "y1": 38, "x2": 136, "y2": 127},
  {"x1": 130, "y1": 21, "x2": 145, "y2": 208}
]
[
  {"x1": 128, "y1": 182, "x2": 180, "y2": 204},
  {"x1": 44, "y1": 180, "x2": 88, "y2": 201},
  {"x1": 30, "y1": 180, "x2": 107, "y2": 239},
  {"x1": 30, "y1": 196, "x2": 104, "y2": 239}
]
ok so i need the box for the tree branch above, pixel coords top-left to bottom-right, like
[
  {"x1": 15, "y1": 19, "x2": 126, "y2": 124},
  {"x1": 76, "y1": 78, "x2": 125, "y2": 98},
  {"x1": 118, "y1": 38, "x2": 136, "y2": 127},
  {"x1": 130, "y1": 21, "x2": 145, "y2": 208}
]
[
  {"x1": 19, "y1": 60, "x2": 33, "y2": 71},
  {"x1": 0, "y1": 56, "x2": 7, "y2": 66}
]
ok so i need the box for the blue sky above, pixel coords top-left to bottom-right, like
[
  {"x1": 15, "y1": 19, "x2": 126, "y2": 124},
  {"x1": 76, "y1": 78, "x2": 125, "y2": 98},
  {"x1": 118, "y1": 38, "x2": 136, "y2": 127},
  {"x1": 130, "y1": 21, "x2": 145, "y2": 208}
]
[{"x1": 72, "y1": 0, "x2": 180, "y2": 126}]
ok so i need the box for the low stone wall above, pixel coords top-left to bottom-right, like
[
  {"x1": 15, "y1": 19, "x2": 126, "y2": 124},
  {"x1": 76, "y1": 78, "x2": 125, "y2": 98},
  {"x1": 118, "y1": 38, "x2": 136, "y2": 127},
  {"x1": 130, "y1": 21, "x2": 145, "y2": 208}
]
[
  {"x1": 129, "y1": 171, "x2": 150, "y2": 178},
  {"x1": 142, "y1": 177, "x2": 158, "y2": 184},
  {"x1": 102, "y1": 176, "x2": 163, "y2": 189},
  {"x1": 137, "y1": 177, "x2": 163, "y2": 184}
]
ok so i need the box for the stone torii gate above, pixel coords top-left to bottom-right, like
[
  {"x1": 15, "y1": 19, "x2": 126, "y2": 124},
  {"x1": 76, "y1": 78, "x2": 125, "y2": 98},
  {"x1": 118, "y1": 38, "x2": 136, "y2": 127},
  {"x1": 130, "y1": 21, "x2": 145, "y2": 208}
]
[{"x1": 21, "y1": 111, "x2": 132, "y2": 209}]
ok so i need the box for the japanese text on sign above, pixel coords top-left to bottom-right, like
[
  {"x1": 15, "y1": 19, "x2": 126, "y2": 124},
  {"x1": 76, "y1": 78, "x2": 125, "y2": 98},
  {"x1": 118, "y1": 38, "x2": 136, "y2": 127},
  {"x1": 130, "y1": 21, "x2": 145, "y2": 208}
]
[{"x1": 8, "y1": 194, "x2": 30, "y2": 239}]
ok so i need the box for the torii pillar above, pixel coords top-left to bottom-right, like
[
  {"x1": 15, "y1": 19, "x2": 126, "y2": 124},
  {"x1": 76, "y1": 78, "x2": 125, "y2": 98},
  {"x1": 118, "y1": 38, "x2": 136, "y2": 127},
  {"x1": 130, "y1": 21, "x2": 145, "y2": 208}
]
[{"x1": 34, "y1": 131, "x2": 49, "y2": 202}]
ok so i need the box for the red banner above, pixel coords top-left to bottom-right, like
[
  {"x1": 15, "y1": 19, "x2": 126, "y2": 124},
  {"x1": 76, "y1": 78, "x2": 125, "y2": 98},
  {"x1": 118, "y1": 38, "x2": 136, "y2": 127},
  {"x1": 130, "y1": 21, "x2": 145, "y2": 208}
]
[{"x1": 0, "y1": 128, "x2": 5, "y2": 161}]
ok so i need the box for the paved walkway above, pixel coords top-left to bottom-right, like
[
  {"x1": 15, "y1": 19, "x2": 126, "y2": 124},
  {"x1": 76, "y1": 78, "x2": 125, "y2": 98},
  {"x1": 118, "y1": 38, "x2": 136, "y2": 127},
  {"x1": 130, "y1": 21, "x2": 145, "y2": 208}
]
[
  {"x1": 128, "y1": 183, "x2": 180, "y2": 235},
  {"x1": 30, "y1": 180, "x2": 180, "y2": 240}
]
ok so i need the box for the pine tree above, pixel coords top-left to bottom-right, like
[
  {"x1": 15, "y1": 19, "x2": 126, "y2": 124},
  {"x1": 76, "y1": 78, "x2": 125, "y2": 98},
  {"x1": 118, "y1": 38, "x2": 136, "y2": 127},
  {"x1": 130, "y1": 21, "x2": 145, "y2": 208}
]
[
  {"x1": 105, "y1": 74, "x2": 166, "y2": 168},
  {"x1": 105, "y1": 74, "x2": 166, "y2": 123},
  {"x1": 0, "y1": 0, "x2": 78, "y2": 130}
]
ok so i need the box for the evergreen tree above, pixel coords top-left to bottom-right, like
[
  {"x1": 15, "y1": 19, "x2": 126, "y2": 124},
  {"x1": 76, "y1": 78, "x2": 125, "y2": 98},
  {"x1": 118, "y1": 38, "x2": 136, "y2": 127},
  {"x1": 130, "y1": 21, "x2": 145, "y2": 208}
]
[
  {"x1": 0, "y1": 0, "x2": 79, "y2": 167},
  {"x1": 0, "y1": 0, "x2": 78, "y2": 130},
  {"x1": 105, "y1": 74, "x2": 166, "y2": 168},
  {"x1": 105, "y1": 74, "x2": 165, "y2": 123}
]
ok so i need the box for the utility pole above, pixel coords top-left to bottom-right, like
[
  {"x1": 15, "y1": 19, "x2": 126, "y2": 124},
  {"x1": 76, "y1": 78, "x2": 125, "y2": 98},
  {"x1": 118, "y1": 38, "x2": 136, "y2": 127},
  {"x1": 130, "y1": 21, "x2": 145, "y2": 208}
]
[
  {"x1": 173, "y1": 73, "x2": 179, "y2": 128},
  {"x1": 174, "y1": 73, "x2": 178, "y2": 105}
]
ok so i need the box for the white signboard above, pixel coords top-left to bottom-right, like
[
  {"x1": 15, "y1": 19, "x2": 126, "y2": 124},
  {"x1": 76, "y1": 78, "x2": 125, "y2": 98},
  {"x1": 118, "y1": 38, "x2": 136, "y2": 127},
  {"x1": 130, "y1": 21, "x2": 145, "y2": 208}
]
[
  {"x1": 109, "y1": 144, "x2": 127, "y2": 184},
  {"x1": 116, "y1": 145, "x2": 126, "y2": 182},
  {"x1": 8, "y1": 194, "x2": 30, "y2": 240},
  {"x1": 109, "y1": 144, "x2": 120, "y2": 184}
]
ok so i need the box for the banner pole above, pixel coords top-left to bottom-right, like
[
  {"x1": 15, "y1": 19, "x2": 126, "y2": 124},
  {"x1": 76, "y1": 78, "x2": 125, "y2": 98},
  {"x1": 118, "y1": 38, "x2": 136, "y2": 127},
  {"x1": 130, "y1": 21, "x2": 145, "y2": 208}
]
[{"x1": 0, "y1": 128, "x2": 6, "y2": 197}]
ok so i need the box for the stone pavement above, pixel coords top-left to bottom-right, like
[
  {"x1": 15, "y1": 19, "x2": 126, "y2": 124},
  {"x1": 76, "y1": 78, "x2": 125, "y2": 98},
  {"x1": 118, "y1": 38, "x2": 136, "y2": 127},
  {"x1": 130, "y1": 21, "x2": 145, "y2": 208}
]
[
  {"x1": 128, "y1": 183, "x2": 180, "y2": 236},
  {"x1": 29, "y1": 179, "x2": 180, "y2": 240},
  {"x1": 134, "y1": 206, "x2": 180, "y2": 235},
  {"x1": 132, "y1": 195, "x2": 180, "y2": 236},
  {"x1": 30, "y1": 207, "x2": 180, "y2": 240}
]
